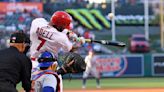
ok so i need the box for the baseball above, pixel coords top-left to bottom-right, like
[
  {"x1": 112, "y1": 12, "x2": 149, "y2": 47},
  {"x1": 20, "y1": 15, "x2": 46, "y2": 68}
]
[{"x1": 108, "y1": 13, "x2": 114, "y2": 19}]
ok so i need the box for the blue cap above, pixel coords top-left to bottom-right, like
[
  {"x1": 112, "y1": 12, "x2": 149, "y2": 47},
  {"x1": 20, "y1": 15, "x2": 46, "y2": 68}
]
[{"x1": 38, "y1": 51, "x2": 56, "y2": 67}]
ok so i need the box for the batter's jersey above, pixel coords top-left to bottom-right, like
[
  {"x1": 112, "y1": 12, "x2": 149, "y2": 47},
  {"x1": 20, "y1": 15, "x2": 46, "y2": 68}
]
[
  {"x1": 30, "y1": 18, "x2": 73, "y2": 60},
  {"x1": 33, "y1": 73, "x2": 63, "y2": 92}
]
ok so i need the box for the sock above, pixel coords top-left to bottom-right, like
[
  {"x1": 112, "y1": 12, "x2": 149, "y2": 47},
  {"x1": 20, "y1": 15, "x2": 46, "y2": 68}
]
[
  {"x1": 83, "y1": 78, "x2": 86, "y2": 86},
  {"x1": 96, "y1": 78, "x2": 100, "y2": 86}
]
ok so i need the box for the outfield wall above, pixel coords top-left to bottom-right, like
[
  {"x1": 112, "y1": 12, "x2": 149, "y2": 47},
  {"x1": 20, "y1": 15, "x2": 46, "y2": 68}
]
[{"x1": 63, "y1": 53, "x2": 164, "y2": 78}]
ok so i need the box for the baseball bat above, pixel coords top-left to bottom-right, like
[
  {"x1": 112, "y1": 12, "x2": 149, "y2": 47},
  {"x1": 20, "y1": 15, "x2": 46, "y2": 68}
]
[{"x1": 85, "y1": 39, "x2": 126, "y2": 47}]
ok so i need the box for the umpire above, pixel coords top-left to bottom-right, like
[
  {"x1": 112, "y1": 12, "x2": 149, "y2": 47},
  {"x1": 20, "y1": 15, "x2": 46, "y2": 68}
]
[{"x1": 0, "y1": 32, "x2": 32, "y2": 92}]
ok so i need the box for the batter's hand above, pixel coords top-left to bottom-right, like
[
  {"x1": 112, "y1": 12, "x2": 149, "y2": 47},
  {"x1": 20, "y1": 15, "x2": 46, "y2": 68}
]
[{"x1": 76, "y1": 37, "x2": 85, "y2": 44}]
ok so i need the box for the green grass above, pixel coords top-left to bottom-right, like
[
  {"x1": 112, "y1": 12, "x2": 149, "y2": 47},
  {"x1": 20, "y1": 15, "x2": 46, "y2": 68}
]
[
  {"x1": 17, "y1": 77, "x2": 164, "y2": 91},
  {"x1": 63, "y1": 77, "x2": 164, "y2": 89}
]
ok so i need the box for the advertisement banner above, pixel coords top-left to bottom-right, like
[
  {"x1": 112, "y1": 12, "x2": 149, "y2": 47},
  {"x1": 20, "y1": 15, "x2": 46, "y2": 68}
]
[
  {"x1": 96, "y1": 55, "x2": 144, "y2": 77},
  {"x1": 122, "y1": 55, "x2": 144, "y2": 77},
  {"x1": 95, "y1": 55, "x2": 128, "y2": 77},
  {"x1": 152, "y1": 54, "x2": 164, "y2": 76},
  {"x1": 0, "y1": 2, "x2": 43, "y2": 13}
]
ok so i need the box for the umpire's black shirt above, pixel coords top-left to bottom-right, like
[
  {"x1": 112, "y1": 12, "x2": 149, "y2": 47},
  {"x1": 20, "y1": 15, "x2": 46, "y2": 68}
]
[{"x1": 0, "y1": 46, "x2": 32, "y2": 92}]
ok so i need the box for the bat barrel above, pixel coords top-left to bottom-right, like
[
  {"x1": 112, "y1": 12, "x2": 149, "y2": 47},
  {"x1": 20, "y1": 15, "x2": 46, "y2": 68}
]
[
  {"x1": 94, "y1": 40, "x2": 126, "y2": 47},
  {"x1": 106, "y1": 41, "x2": 126, "y2": 47},
  {"x1": 85, "y1": 39, "x2": 126, "y2": 47}
]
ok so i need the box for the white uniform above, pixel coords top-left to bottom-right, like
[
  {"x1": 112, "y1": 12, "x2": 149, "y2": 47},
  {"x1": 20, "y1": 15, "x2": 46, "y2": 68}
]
[
  {"x1": 30, "y1": 18, "x2": 73, "y2": 68},
  {"x1": 33, "y1": 72, "x2": 63, "y2": 92},
  {"x1": 83, "y1": 55, "x2": 99, "y2": 78}
]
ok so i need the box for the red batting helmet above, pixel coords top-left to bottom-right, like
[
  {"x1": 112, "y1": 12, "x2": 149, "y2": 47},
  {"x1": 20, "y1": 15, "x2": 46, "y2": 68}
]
[{"x1": 50, "y1": 11, "x2": 72, "y2": 31}]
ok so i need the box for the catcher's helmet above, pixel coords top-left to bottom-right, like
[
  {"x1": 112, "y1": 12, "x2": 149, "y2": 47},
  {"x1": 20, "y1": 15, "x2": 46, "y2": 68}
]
[
  {"x1": 38, "y1": 51, "x2": 57, "y2": 67},
  {"x1": 50, "y1": 11, "x2": 72, "y2": 31}
]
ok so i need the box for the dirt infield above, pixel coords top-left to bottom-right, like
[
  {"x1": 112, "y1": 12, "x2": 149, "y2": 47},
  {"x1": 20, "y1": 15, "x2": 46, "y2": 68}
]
[{"x1": 64, "y1": 88, "x2": 164, "y2": 92}]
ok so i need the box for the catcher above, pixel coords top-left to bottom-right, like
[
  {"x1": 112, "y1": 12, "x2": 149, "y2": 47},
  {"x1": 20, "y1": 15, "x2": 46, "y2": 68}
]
[{"x1": 31, "y1": 51, "x2": 86, "y2": 92}]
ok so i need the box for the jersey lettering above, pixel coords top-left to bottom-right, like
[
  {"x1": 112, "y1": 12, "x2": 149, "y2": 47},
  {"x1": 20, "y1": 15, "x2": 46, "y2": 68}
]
[
  {"x1": 37, "y1": 37, "x2": 46, "y2": 51},
  {"x1": 36, "y1": 27, "x2": 53, "y2": 40}
]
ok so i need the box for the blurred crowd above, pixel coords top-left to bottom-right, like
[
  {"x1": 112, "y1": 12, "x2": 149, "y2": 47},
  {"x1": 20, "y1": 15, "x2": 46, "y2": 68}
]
[
  {"x1": 0, "y1": 8, "x2": 113, "y2": 54},
  {"x1": 0, "y1": 7, "x2": 98, "y2": 54},
  {"x1": 1, "y1": 8, "x2": 42, "y2": 32},
  {"x1": 0, "y1": 0, "x2": 159, "y2": 54},
  {"x1": 0, "y1": 7, "x2": 43, "y2": 49}
]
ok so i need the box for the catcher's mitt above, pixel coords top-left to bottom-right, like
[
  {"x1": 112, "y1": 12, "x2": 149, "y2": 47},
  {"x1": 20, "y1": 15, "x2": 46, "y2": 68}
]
[{"x1": 57, "y1": 52, "x2": 86, "y2": 75}]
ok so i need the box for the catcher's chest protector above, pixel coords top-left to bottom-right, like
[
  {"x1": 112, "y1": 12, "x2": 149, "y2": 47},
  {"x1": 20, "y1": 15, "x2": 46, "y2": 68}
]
[{"x1": 31, "y1": 70, "x2": 61, "y2": 92}]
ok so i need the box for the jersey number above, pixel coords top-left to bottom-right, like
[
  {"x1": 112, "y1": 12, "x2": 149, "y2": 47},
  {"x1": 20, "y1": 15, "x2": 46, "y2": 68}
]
[{"x1": 37, "y1": 37, "x2": 46, "y2": 51}]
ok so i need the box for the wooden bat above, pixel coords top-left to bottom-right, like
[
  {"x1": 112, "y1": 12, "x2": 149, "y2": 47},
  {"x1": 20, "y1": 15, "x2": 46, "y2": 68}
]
[{"x1": 85, "y1": 39, "x2": 126, "y2": 47}]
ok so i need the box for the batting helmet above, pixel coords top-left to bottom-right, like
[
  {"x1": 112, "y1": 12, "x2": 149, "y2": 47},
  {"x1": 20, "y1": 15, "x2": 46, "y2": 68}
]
[
  {"x1": 50, "y1": 11, "x2": 72, "y2": 31},
  {"x1": 38, "y1": 51, "x2": 57, "y2": 67}
]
